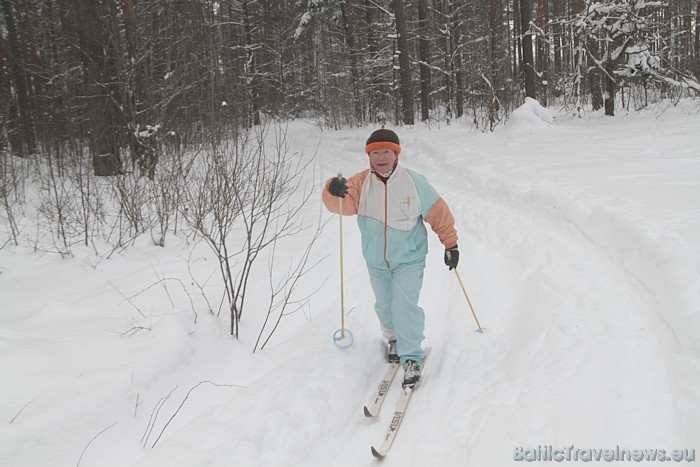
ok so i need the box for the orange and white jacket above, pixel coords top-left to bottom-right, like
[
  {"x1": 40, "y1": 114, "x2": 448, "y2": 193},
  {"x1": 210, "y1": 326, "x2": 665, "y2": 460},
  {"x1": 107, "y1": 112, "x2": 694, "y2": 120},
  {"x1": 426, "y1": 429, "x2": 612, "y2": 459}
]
[{"x1": 323, "y1": 166, "x2": 458, "y2": 269}]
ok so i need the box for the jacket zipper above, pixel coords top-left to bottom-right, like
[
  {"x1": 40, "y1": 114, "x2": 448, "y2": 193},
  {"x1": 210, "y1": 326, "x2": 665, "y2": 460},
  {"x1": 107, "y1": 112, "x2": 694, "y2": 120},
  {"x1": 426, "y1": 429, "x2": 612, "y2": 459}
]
[{"x1": 383, "y1": 181, "x2": 390, "y2": 269}]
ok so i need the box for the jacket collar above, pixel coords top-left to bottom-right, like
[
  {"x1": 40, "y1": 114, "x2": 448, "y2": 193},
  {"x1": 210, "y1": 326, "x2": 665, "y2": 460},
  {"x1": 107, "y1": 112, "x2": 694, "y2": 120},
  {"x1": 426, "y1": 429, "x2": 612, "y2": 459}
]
[{"x1": 371, "y1": 160, "x2": 399, "y2": 184}]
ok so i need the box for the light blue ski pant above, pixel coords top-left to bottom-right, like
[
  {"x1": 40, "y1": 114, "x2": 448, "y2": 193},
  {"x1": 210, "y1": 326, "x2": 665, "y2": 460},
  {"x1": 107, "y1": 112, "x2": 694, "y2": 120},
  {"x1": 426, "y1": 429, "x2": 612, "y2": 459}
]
[{"x1": 367, "y1": 259, "x2": 426, "y2": 364}]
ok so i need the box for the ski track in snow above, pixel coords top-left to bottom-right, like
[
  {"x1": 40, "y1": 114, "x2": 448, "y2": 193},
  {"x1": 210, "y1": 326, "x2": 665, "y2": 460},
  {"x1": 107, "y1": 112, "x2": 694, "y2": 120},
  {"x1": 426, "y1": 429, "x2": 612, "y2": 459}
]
[{"x1": 2, "y1": 102, "x2": 699, "y2": 467}]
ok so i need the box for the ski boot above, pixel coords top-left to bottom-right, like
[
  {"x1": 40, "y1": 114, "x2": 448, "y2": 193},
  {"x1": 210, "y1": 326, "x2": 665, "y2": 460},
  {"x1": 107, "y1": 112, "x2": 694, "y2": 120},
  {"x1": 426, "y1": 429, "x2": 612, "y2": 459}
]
[
  {"x1": 402, "y1": 359, "x2": 422, "y2": 388},
  {"x1": 387, "y1": 339, "x2": 399, "y2": 363}
]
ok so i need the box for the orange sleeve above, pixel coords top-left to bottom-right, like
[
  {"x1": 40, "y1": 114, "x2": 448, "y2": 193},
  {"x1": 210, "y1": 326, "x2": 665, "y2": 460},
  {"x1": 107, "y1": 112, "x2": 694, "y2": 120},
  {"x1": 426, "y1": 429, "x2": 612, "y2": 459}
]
[
  {"x1": 424, "y1": 197, "x2": 458, "y2": 249},
  {"x1": 321, "y1": 170, "x2": 370, "y2": 216}
]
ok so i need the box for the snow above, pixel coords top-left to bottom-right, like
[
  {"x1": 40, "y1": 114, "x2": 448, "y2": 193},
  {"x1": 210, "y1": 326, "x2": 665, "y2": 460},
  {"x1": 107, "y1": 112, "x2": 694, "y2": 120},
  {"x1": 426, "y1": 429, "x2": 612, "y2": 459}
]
[
  {"x1": 2, "y1": 99, "x2": 700, "y2": 466},
  {"x1": 294, "y1": 12, "x2": 313, "y2": 40},
  {"x1": 504, "y1": 96, "x2": 554, "y2": 132}
]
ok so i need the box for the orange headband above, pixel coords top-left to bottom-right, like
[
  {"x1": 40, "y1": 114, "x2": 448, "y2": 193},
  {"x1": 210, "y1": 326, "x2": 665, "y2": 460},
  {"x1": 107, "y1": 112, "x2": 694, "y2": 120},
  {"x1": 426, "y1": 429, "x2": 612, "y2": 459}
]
[{"x1": 365, "y1": 141, "x2": 401, "y2": 155}]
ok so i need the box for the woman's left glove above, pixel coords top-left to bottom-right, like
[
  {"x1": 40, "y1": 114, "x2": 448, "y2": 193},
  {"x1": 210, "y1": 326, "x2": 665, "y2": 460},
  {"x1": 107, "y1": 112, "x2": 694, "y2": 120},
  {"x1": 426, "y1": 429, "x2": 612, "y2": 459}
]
[
  {"x1": 328, "y1": 176, "x2": 348, "y2": 198},
  {"x1": 444, "y1": 245, "x2": 459, "y2": 270}
]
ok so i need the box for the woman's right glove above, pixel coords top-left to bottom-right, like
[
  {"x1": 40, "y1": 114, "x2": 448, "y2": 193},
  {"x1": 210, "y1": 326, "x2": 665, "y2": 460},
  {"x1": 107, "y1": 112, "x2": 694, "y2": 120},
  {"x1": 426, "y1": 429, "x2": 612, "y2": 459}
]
[
  {"x1": 328, "y1": 176, "x2": 348, "y2": 198},
  {"x1": 444, "y1": 245, "x2": 459, "y2": 270}
]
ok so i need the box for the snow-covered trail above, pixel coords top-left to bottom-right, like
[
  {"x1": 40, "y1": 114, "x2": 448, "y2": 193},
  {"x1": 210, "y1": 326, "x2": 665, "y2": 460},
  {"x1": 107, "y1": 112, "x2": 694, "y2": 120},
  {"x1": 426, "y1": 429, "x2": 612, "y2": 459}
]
[
  {"x1": 2, "y1": 103, "x2": 698, "y2": 467},
  {"x1": 407, "y1": 156, "x2": 683, "y2": 465},
  {"x1": 132, "y1": 106, "x2": 697, "y2": 466}
]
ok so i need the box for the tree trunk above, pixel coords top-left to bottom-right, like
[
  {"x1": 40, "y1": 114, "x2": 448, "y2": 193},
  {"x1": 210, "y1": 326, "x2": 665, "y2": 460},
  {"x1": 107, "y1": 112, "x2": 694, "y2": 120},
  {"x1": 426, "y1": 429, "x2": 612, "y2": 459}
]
[
  {"x1": 682, "y1": 0, "x2": 692, "y2": 69},
  {"x1": 364, "y1": 0, "x2": 380, "y2": 123},
  {"x1": 519, "y1": 0, "x2": 536, "y2": 99},
  {"x1": 552, "y1": 0, "x2": 562, "y2": 74},
  {"x1": 242, "y1": 0, "x2": 260, "y2": 127},
  {"x1": 536, "y1": 0, "x2": 549, "y2": 105},
  {"x1": 392, "y1": 0, "x2": 414, "y2": 125},
  {"x1": 588, "y1": 39, "x2": 603, "y2": 110},
  {"x1": 695, "y1": 0, "x2": 700, "y2": 79},
  {"x1": 513, "y1": 0, "x2": 521, "y2": 77},
  {"x1": 487, "y1": 0, "x2": 500, "y2": 128},
  {"x1": 569, "y1": 0, "x2": 585, "y2": 112},
  {"x1": 604, "y1": 59, "x2": 616, "y2": 116},
  {"x1": 418, "y1": 0, "x2": 430, "y2": 122},
  {"x1": 452, "y1": 0, "x2": 464, "y2": 118},
  {"x1": 122, "y1": 0, "x2": 153, "y2": 178},
  {"x1": 340, "y1": 0, "x2": 362, "y2": 123},
  {"x1": 0, "y1": 32, "x2": 10, "y2": 153},
  {"x1": 73, "y1": 0, "x2": 122, "y2": 176},
  {"x1": 434, "y1": 0, "x2": 453, "y2": 120},
  {"x1": 123, "y1": 0, "x2": 136, "y2": 59},
  {"x1": 1, "y1": 0, "x2": 34, "y2": 155}
]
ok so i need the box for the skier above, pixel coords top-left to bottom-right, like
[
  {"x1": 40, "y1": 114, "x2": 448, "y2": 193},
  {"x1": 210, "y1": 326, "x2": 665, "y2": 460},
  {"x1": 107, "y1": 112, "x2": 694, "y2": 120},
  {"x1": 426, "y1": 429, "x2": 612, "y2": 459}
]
[{"x1": 322, "y1": 128, "x2": 459, "y2": 388}]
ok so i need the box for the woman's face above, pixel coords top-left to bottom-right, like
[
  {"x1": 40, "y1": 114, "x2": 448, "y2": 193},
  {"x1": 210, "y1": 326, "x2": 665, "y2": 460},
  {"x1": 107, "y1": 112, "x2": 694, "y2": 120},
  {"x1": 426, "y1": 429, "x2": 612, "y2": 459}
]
[{"x1": 368, "y1": 149, "x2": 398, "y2": 174}]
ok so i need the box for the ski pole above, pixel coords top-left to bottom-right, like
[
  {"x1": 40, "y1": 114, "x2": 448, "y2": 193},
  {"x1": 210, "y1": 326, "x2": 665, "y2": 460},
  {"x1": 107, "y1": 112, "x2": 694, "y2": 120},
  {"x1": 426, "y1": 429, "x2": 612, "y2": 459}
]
[
  {"x1": 333, "y1": 173, "x2": 353, "y2": 348},
  {"x1": 452, "y1": 268, "x2": 484, "y2": 334},
  {"x1": 338, "y1": 181, "x2": 345, "y2": 338}
]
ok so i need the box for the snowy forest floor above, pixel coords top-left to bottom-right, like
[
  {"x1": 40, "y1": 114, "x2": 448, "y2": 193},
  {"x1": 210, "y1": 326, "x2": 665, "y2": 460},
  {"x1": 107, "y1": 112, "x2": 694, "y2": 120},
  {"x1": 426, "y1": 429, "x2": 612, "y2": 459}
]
[{"x1": 2, "y1": 99, "x2": 699, "y2": 466}]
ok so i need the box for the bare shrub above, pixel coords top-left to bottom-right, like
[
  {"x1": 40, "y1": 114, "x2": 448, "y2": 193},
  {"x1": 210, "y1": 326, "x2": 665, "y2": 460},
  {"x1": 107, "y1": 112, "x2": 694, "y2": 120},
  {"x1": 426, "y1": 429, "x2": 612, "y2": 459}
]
[
  {"x1": 0, "y1": 149, "x2": 26, "y2": 248},
  {"x1": 183, "y1": 123, "x2": 316, "y2": 339}
]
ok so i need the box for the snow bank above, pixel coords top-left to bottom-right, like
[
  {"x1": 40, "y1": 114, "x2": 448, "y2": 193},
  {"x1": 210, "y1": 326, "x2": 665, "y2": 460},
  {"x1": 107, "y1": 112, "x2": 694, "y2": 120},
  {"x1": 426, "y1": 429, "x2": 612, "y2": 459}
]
[{"x1": 505, "y1": 97, "x2": 554, "y2": 133}]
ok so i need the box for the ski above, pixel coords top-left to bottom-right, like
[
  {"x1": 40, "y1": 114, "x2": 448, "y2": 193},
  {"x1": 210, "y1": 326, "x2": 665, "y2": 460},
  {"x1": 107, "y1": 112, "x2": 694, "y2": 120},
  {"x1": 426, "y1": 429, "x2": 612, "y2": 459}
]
[
  {"x1": 370, "y1": 386, "x2": 414, "y2": 458},
  {"x1": 363, "y1": 363, "x2": 400, "y2": 417},
  {"x1": 370, "y1": 347, "x2": 432, "y2": 458}
]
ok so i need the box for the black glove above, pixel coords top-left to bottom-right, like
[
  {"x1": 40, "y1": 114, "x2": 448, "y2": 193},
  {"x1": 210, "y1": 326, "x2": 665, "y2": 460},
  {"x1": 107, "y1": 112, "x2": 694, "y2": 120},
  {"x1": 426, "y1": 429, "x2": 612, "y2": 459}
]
[
  {"x1": 328, "y1": 176, "x2": 348, "y2": 198},
  {"x1": 444, "y1": 245, "x2": 459, "y2": 270}
]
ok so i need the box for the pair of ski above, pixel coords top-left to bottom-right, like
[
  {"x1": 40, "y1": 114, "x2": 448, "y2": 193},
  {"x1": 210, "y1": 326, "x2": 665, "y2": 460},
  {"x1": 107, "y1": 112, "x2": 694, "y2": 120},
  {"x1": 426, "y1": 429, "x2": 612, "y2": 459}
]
[{"x1": 364, "y1": 348, "x2": 431, "y2": 459}]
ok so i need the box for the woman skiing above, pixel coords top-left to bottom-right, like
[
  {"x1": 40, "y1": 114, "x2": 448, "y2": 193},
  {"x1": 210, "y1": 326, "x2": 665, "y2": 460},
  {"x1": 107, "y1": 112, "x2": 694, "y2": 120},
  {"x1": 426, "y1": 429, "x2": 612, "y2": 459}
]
[{"x1": 322, "y1": 128, "x2": 459, "y2": 388}]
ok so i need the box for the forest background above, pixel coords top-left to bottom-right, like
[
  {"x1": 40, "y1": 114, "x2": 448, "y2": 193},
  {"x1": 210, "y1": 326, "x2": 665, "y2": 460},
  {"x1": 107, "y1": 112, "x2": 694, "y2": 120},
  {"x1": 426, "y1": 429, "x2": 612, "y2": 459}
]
[{"x1": 2, "y1": 0, "x2": 700, "y2": 174}]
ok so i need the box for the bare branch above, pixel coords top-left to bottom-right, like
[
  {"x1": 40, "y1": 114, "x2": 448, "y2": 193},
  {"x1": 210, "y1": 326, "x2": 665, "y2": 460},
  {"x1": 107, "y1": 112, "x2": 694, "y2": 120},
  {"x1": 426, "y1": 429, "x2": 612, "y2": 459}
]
[
  {"x1": 76, "y1": 423, "x2": 117, "y2": 467},
  {"x1": 9, "y1": 399, "x2": 35, "y2": 424},
  {"x1": 150, "y1": 381, "x2": 245, "y2": 448}
]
